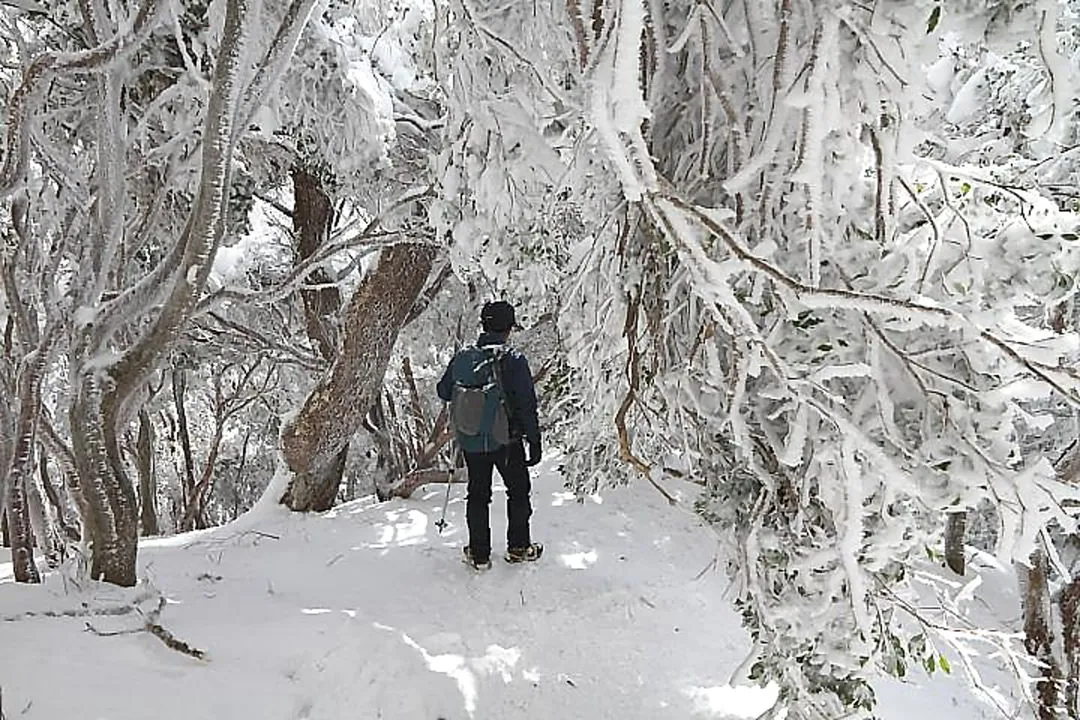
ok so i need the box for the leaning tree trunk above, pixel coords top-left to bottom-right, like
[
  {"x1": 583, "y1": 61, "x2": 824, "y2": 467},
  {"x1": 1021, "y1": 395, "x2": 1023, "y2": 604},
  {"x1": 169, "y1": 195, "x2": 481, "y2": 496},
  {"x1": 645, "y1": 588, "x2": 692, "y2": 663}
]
[{"x1": 280, "y1": 242, "x2": 437, "y2": 511}]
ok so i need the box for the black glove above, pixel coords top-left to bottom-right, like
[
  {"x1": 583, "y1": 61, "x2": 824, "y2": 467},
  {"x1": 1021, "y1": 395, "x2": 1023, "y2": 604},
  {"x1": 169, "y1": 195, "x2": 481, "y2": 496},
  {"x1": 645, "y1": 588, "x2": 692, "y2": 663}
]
[{"x1": 525, "y1": 439, "x2": 542, "y2": 467}]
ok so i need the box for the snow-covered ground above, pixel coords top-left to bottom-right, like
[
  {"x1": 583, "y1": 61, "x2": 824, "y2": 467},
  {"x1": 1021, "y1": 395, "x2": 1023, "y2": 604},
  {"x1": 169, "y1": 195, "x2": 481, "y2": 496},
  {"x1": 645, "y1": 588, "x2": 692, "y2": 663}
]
[{"x1": 1, "y1": 461, "x2": 1006, "y2": 719}]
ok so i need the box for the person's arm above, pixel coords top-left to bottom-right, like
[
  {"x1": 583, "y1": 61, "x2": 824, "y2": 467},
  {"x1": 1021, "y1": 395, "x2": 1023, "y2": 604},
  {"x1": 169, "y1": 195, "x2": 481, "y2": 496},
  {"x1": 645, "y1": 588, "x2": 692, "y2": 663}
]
[
  {"x1": 436, "y1": 357, "x2": 455, "y2": 402},
  {"x1": 505, "y1": 353, "x2": 540, "y2": 445}
]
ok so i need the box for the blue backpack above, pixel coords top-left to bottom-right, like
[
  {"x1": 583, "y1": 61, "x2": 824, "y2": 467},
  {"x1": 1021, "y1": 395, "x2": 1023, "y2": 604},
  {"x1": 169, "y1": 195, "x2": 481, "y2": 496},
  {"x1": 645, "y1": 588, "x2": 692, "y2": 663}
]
[{"x1": 449, "y1": 345, "x2": 510, "y2": 453}]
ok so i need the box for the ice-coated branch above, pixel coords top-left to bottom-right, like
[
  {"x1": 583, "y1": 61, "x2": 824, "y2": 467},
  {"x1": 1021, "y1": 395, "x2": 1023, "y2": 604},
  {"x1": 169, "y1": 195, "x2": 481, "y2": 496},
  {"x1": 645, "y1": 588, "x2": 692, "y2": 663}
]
[
  {"x1": 1034, "y1": 0, "x2": 1074, "y2": 145},
  {"x1": 194, "y1": 186, "x2": 435, "y2": 316},
  {"x1": 237, "y1": 0, "x2": 324, "y2": 144},
  {"x1": 652, "y1": 192, "x2": 1080, "y2": 407},
  {"x1": 0, "y1": 0, "x2": 166, "y2": 198},
  {"x1": 106, "y1": 0, "x2": 251, "y2": 414},
  {"x1": 456, "y1": 0, "x2": 567, "y2": 103}
]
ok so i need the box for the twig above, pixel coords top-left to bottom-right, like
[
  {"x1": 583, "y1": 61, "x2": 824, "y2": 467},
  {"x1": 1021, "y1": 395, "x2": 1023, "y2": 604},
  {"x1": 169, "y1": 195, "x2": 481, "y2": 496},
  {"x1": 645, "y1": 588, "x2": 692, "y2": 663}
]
[
  {"x1": 897, "y1": 176, "x2": 942, "y2": 294},
  {"x1": 84, "y1": 622, "x2": 142, "y2": 637}
]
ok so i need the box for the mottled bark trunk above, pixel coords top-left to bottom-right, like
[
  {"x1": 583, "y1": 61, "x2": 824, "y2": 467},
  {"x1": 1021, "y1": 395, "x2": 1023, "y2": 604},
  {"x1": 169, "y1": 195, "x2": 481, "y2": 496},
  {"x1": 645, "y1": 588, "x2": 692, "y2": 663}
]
[
  {"x1": 944, "y1": 510, "x2": 966, "y2": 576},
  {"x1": 5, "y1": 340, "x2": 55, "y2": 583},
  {"x1": 7, "y1": 478, "x2": 40, "y2": 583},
  {"x1": 1024, "y1": 550, "x2": 1063, "y2": 720},
  {"x1": 281, "y1": 242, "x2": 437, "y2": 511},
  {"x1": 69, "y1": 377, "x2": 139, "y2": 586},
  {"x1": 136, "y1": 408, "x2": 159, "y2": 536},
  {"x1": 1060, "y1": 576, "x2": 1080, "y2": 717}
]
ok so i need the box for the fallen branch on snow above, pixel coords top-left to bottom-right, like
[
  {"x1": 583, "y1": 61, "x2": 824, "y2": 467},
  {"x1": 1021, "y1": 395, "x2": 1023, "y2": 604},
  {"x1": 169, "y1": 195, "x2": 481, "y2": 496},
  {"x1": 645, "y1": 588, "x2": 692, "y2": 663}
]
[
  {"x1": 2, "y1": 604, "x2": 139, "y2": 623},
  {"x1": 0, "y1": 587, "x2": 158, "y2": 623},
  {"x1": 85, "y1": 594, "x2": 207, "y2": 661}
]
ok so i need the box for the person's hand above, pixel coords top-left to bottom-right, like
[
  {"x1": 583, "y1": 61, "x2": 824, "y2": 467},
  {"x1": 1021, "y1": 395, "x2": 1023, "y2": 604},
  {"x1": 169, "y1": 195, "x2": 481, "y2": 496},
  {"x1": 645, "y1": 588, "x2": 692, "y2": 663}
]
[{"x1": 525, "y1": 439, "x2": 542, "y2": 467}]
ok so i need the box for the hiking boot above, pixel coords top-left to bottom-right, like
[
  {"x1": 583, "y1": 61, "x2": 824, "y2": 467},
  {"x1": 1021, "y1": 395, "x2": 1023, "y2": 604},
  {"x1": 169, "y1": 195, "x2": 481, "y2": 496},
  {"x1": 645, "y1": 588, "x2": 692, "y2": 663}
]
[
  {"x1": 504, "y1": 543, "x2": 544, "y2": 564},
  {"x1": 462, "y1": 546, "x2": 492, "y2": 571}
]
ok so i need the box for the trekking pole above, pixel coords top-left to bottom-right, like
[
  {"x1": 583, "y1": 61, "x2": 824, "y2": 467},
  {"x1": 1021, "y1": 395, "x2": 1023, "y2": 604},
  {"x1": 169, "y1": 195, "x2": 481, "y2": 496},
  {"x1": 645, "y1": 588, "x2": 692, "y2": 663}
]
[{"x1": 435, "y1": 446, "x2": 456, "y2": 533}]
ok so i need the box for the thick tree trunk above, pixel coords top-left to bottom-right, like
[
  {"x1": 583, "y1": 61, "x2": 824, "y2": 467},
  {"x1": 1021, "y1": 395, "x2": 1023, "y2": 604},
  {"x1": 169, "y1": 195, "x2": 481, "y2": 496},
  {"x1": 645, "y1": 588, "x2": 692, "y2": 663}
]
[
  {"x1": 1024, "y1": 550, "x2": 1063, "y2": 720},
  {"x1": 5, "y1": 340, "x2": 55, "y2": 584},
  {"x1": 69, "y1": 377, "x2": 139, "y2": 586},
  {"x1": 7, "y1": 480, "x2": 40, "y2": 583},
  {"x1": 944, "y1": 510, "x2": 966, "y2": 576},
  {"x1": 281, "y1": 242, "x2": 437, "y2": 511},
  {"x1": 136, "y1": 408, "x2": 159, "y2": 536}
]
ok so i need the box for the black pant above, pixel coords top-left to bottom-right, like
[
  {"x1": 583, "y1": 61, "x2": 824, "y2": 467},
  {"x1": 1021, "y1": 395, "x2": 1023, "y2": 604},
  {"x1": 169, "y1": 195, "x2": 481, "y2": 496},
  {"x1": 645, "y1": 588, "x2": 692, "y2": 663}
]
[{"x1": 463, "y1": 440, "x2": 532, "y2": 561}]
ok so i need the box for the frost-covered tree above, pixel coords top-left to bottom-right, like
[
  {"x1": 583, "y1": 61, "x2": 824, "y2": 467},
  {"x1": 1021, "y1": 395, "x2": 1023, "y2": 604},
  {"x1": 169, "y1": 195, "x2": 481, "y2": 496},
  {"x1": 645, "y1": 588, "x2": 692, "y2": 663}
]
[
  {"x1": 435, "y1": 0, "x2": 1080, "y2": 715},
  {"x1": 0, "y1": 0, "x2": 325, "y2": 585},
  {"x1": 206, "y1": 0, "x2": 447, "y2": 511}
]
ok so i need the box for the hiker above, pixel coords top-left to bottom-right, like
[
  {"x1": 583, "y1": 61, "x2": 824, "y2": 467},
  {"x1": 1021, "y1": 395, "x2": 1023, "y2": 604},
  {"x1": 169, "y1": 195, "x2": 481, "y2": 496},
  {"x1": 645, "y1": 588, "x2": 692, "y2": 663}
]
[{"x1": 437, "y1": 300, "x2": 543, "y2": 570}]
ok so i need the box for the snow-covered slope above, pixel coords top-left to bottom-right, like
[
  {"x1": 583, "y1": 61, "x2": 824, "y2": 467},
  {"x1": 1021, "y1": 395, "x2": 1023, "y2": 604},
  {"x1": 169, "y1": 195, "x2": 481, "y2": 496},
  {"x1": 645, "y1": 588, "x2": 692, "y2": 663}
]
[{"x1": 1, "y1": 462, "x2": 1005, "y2": 719}]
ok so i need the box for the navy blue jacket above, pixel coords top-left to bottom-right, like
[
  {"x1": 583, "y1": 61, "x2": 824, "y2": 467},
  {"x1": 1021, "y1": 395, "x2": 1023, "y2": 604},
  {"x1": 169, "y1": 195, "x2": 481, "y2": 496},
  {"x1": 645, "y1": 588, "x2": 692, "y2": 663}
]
[{"x1": 437, "y1": 332, "x2": 541, "y2": 446}]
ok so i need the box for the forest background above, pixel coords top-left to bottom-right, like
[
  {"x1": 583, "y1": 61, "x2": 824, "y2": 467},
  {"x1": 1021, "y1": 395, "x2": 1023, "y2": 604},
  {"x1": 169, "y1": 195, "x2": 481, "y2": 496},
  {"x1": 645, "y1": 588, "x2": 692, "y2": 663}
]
[{"x1": 4, "y1": 0, "x2": 1080, "y2": 717}]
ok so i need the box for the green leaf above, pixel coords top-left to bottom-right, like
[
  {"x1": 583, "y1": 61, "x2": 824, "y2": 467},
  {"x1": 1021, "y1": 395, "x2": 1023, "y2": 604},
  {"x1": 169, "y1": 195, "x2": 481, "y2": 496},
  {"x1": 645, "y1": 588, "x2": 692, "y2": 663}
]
[
  {"x1": 939, "y1": 655, "x2": 951, "y2": 674},
  {"x1": 924, "y1": 655, "x2": 936, "y2": 674},
  {"x1": 927, "y1": 5, "x2": 942, "y2": 33},
  {"x1": 1062, "y1": 233, "x2": 1078, "y2": 241},
  {"x1": 959, "y1": 182, "x2": 971, "y2": 195}
]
